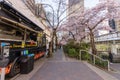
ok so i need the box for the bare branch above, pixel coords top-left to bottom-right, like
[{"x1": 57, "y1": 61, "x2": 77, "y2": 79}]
[
  {"x1": 56, "y1": 0, "x2": 62, "y2": 25},
  {"x1": 39, "y1": 15, "x2": 53, "y2": 28},
  {"x1": 56, "y1": 5, "x2": 82, "y2": 29},
  {"x1": 92, "y1": 17, "x2": 106, "y2": 30}
]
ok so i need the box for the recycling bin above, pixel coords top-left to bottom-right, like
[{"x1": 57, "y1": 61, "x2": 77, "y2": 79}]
[{"x1": 20, "y1": 54, "x2": 34, "y2": 74}]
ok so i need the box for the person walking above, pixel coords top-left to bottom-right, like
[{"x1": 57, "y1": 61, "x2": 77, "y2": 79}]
[
  {"x1": 46, "y1": 42, "x2": 49, "y2": 57},
  {"x1": 108, "y1": 51, "x2": 113, "y2": 63}
]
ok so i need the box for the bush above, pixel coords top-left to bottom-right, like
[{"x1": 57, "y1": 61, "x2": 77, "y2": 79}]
[
  {"x1": 68, "y1": 48, "x2": 78, "y2": 58},
  {"x1": 63, "y1": 45, "x2": 68, "y2": 53},
  {"x1": 63, "y1": 40, "x2": 90, "y2": 59},
  {"x1": 100, "y1": 54, "x2": 109, "y2": 60},
  {"x1": 81, "y1": 51, "x2": 88, "y2": 60},
  {"x1": 95, "y1": 58, "x2": 108, "y2": 69}
]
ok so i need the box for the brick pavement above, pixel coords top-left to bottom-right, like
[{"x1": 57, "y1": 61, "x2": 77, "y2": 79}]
[
  {"x1": 10, "y1": 58, "x2": 47, "y2": 80},
  {"x1": 30, "y1": 49, "x2": 104, "y2": 80},
  {"x1": 108, "y1": 63, "x2": 120, "y2": 79},
  {"x1": 10, "y1": 49, "x2": 119, "y2": 80}
]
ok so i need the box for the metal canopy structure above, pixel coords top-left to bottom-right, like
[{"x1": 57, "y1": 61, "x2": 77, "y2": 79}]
[{"x1": 0, "y1": 1, "x2": 43, "y2": 31}]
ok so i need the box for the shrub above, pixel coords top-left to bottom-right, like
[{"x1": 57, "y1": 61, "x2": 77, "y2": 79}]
[
  {"x1": 63, "y1": 45, "x2": 68, "y2": 53},
  {"x1": 63, "y1": 40, "x2": 90, "y2": 59},
  {"x1": 68, "y1": 48, "x2": 78, "y2": 58},
  {"x1": 81, "y1": 51, "x2": 89, "y2": 60},
  {"x1": 95, "y1": 58, "x2": 108, "y2": 69},
  {"x1": 100, "y1": 54, "x2": 109, "y2": 60}
]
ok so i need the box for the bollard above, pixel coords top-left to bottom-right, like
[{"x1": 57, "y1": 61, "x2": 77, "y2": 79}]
[
  {"x1": 108, "y1": 60, "x2": 110, "y2": 71},
  {"x1": 79, "y1": 50, "x2": 82, "y2": 61},
  {"x1": 0, "y1": 58, "x2": 9, "y2": 80},
  {"x1": 1, "y1": 68, "x2": 5, "y2": 80},
  {"x1": 93, "y1": 55, "x2": 95, "y2": 65}
]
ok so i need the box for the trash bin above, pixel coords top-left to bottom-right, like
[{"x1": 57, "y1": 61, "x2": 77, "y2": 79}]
[
  {"x1": 28, "y1": 54, "x2": 34, "y2": 72},
  {"x1": 0, "y1": 56, "x2": 9, "y2": 68},
  {"x1": 20, "y1": 54, "x2": 34, "y2": 74}
]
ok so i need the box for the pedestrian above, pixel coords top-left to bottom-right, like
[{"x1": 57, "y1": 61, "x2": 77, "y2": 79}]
[
  {"x1": 58, "y1": 43, "x2": 61, "y2": 49},
  {"x1": 108, "y1": 51, "x2": 113, "y2": 63},
  {"x1": 46, "y1": 42, "x2": 49, "y2": 57}
]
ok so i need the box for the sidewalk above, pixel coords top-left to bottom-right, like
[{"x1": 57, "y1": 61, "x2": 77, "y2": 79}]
[
  {"x1": 10, "y1": 57, "x2": 47, "y2": 80},
  {"x1": 10, "y1": 49, "x2": 119, "y2": 80},
  {"x1": 30, "y1": 49, "x2": 116, "y2": 80},
  {"x1": 108, "y1": 63, "x2": 120, "y2": 79}
]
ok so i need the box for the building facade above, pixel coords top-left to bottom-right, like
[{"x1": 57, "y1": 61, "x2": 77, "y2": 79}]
[
  {"x1": 68, "y1": 0, "x2": 84, "y2": 16},
  {"x1": 20, "y1": 0, "x2": 51, "y2": 42},
  {"x1": 99, "y1": 0, "x2": 120, "y2": 31}
]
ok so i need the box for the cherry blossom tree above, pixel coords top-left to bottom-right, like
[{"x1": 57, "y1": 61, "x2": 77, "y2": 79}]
[
  {"x1": 60, "y1": 1, "x2": 119, "y2": 54},
  {"x1": 36, "y1": 0, "x2": 83, "y2": 57}
]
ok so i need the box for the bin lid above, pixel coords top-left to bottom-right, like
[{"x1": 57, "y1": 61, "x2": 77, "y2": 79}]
[{"x1": 28, "y1": 54, "x2": 34, "y2": 57}]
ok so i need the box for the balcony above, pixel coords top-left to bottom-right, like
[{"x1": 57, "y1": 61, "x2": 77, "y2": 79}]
[
  {"x1": 95, "y1": 32, "x2": 120, "y2": 42},
  {"x1": 86, "y1": 32, "x2": 120, "y2": 42}
]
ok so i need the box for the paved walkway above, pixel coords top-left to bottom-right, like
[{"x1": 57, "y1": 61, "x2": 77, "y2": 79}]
[
  {"x1": 10, "y1": 57, "x2": 47, "y2": 80},
  {"x1": 110, "y1": 63, "x2": 120, "y2": 71},
  {"x1": 30, "y1": 49, "x2": 104, "y2": 80},
  {"x1": 109, "y1": 63, "x2": 120, "y2": 79},
  {"x1": 10, "y1": 49, "x2": 119, "y2": 80}
]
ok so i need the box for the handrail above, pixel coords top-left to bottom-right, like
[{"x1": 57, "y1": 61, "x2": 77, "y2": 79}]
[{"x1": 79, "y1": 50, "x2": 110, "y2": 71}]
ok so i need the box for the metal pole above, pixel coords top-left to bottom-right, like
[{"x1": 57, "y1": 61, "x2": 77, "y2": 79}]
[
  {"x1": 93, "y1": 55, "x2": 95, "y2": 65},
  {"x1": 1, "y1": 68, "x2": 5, "y2": 80},
  {"x1": 80, "y1": 51, "x2": 82, "y2": 61},
  {"x1": 79, "y1": 50, "x2": 81, "y2": 61},
  {"x1": 108, "y1": 60, "x2": 110, "y2": 71}
]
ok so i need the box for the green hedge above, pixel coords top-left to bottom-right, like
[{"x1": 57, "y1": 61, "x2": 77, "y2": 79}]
[
  {"x1": 63, "y1": 40, "x2": 89, "y2": 59},
  {"x1": 95, "y1": 58, "x2": 108, "y2": 69},
  {"x1": 63, "y1": 40, "x2": 108, "y2": 70},
  {"x1": 68, "y1": 48, "x2": 78, "y2": 57}
]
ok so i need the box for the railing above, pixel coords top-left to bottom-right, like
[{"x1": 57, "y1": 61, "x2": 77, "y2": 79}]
[{"x1": 79, "y1": 50, "x2": 110, "y2": 71}]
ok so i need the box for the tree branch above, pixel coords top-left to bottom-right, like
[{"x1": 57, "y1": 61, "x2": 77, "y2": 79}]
[
  {"x1": 56, "y1": 5, "x2": 82, "y2": 29},
  {"x1": 92, "y1": 17, "x2": 106, "y2": 30}
]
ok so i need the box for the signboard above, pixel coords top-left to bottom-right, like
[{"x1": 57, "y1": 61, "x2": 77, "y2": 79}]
[{"x1": 1, "y1": 43, "x2": 10, "y2": 58}]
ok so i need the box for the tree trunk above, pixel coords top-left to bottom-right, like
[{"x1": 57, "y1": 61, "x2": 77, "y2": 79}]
[
  {"x1": 53, "y1": 29, "x2": 58, "y2": 51},
  {"x1": 48, "y1": 36, "x2": 54, "y2": 57},
  {"x1": 47, "y1": 29, "x2": 58, "y2": 57},
  {"x1": 55, "y1": 33, "x2": 58, "y2": 51},
  {"x1": 89, "y1": 30, "x2": 97, "y2": 55}
]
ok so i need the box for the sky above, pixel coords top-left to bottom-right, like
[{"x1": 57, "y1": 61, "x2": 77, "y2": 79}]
[
  {"x1": 85, "y1": 0, "x2": 99, "y2": 8},
  {"x1": 35, "y1": 0, "x2": 100, "y2": 25},
  {"x1": 35, "y1": 0, "x2": 55, "y2": 8},
  {"x1": 35, "y1": 0, "x2": 100, "y2": 39},
  {"x1": 36, "y1": 0, "x2": 99, "y2": 9}
]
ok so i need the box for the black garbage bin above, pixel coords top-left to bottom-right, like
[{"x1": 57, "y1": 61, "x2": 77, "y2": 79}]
[
  {"x1": 20, "y1": 54, "x2": 34, "y2": 74},
  {"x1": 0, "y1": 56, "x2": 9, "y2": 68}
]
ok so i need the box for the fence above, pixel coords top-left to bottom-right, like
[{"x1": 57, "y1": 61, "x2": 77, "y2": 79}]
[{"x1": 79, "y1": 50, "x2": 110, "y2": 71}]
